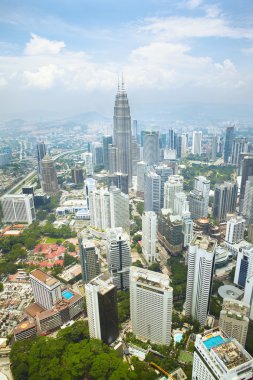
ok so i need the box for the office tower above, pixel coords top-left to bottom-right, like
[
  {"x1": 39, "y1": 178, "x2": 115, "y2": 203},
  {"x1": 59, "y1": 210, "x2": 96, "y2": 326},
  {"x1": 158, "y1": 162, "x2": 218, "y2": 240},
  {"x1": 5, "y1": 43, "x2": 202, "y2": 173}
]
[
  {"x1": 131, "y1": 136, "x2": 140, "y2": 176},
  {"x1": 219, "y1": 299, "x2": 250, "y2": 347},
  {"x1": 224, "y1": 125, "x2": 235, "y2": 163},
  {"x1": 108, "y1": 144, "x2": 118, "y2": 174},
  {"x1": 79, "y1": 238, "x2": 100, "y2": 283},
  {"x1": 102, "y1": 135, "x2": 113, "y2": 170},
  {"x1": 84, "y1": 177, "x2": 96, "y2": 209},
  {"x1": 242, "y1": 177, "x2": 253, "y2": 224},
  {"x1": 188, "y1": 176, "x2": 210, "y2": 220},
  {"x1": 41, "y1": 155, "x2": 59, "y2": 195},
  {"x1": 84, "y1": 152, "x2": 94, "y2": 176},
  {"x1": 234, "y1": 245, "x2": 253, "y2": 288},
  {"x1": 248, "y1": 224, "x2": 253, "y2": 244},
  {"x1": 158, "y1": 209, "x2": 183, "y2": 255},
  {"x1": 192, "y1": 329, "x2": 253, "y2": 380},
  {"x1": 142, "y1": 211, "x2": 158, "y2": 264},
  {"x1": 231, "y1": 138, "x2": 249, "y2": 167},
  {"x1": 89, "y1": 186, "x2": 130, "y2": 232},
  {"x1": 244, "y1": 275, "x2": 253, "y2": 320},
  {"x1": 30, "y1": 269, "x2": 62, "y2": 310},
  {"x1": 160, "y1": 133, "x2": 167, "y2": 149},
  {"x1": 192, "y1": 131, "x2": 202, "y2": 155},
  {"x1": 71, "y1": 168, "x2": 84, "y2": 184},
  {"x1": 130, "y1": 267, "x2": 173, "y2": 346},
  {"x1": 92, "y1": 143, "x2": 104, "y2": 166},
  {"x1": 144, "y1": 171, "x2": 161, "y2": 212},
  {"x1": 106, "y1": 228, "x2": 132, "y2": 290},
  {"x1": 85, "y1": 273, "x2": 119, "y2": 345},
  {"x1": 211, "y1": 134, "x2": 217, "y2": 161},
  {"x1": 185, "y1": 235, "x2": 216, "y2": 325},
  {"x1": 143, "y1": 131, "x2": 159, "y2": 165},
  {"x1": 164, "y1": 175, "x2": 184, "y2": 210},
  {"x1": 107, "y1": 172, "x2": 128, "y2": 195},
  {"x1": 36, "y1": 141, "x2": 46, "y2": 178},
  {"x1": 225, "y1": 215, "x2": 245, "y2": 244},
  {"x1": 213, "y1": 181, "x2": 238, "y2": 222},
  {"x1": 1, "y1": 194, "x2": 36, "y2": 225},
  {"x1": 174, "y1": 191, "x2": 188, "y2": 216},
  {"x1": 137, "y1": 161, "x2": 148, "y2": 197},
  {"x1": 154, "y1": 164, "x2": 173, "y2": 207},
  {"x1": 113, "y1": 82, "x2": 132, "y2": 186},
  {"x1": 22, "y1": 186, "x2": 34, "y2": 196},
  {"x1": 181, "y1": 133, "x2": 187, "y2": 158},
  {"x1": 133, "y1": 119, "x2": 138, "y2": 139},
  {"x1": 240, "y1": 155, "x2": 253, "y2": 210},
  {"x1": 176, "y1": 134, "x2": 182, "y2": 158},
  {"x1": 182, "y1": 214, "x2": 194, "y2": 247},
  {"x1": 167, "y1": 128, "x2": 176, "y2": 149}
]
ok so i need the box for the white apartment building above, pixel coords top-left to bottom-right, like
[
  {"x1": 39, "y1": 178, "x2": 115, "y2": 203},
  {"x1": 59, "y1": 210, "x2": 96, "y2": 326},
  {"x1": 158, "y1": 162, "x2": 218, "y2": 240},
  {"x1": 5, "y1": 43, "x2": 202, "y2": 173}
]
[
  {"x1": 144, "y1": 171, "x2": 161, "y2": 213},
  {"x1": 188, "y1": 176, "x2": 210, "y2": 220},
  {"x1": 130, "y1": 267, "x2": 173, "y2": 346},
  {"x1": 163, "y1": 175, "x2": 184, "y2": 210},
  {"x1": 219, "y1": 299, "x2": 250, "y2": 347},
  {"x1": 30, "y1": 269, "x2": 62, "y2": 310},
  {"x1": 193, "y1": 329, "x2": 253, "y2": 380},
  {"x1": 1, "y1": 194, "x2": 36, "y2": 225},
  {"x1": 181, "y1": 133, "x2": 187, "y2": 158},
  {"x1": 142, "y1": 211, "x2": 157, "y2": 264},
  {"x1": 225, "y1": 216, "x2": 245, "y2": 244},
  {"x1": 136, "y1": 161, "x2": 148, "y2": 196},
  {"x1": 234, "y1": 244, "x2": 253, "y2": 288},
  {"x1": 107, "y1": 228, "x2": 132, "y2": 290},
  {"x1": 83, "y1": 152, "x2": 93, "y2": 175},
  {"x1": 185, "y1": 234, "x2": 217, "y2": 326},
  {"x1": 244, "y1": 275, "x2": 253, "y2": 320},
  {"x1": 192, "y1": 131, "x2": 202, "y2": 155},
  {"x1": 242, "y1": 177, "x2": 253, "y2": 224}
]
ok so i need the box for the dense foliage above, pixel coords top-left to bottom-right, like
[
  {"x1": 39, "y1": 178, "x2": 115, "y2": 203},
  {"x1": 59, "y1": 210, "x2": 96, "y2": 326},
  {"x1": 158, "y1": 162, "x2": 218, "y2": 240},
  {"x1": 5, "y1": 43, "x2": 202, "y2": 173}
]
[{"x1": 10, "y1": 320, "x2": 156, "y2": 380}]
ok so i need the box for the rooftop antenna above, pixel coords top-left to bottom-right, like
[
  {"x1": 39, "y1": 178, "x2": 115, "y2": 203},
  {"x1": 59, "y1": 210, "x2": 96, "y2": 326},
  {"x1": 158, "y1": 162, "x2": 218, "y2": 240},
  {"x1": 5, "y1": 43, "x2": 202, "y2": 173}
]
[
  {"x1": 117, "y1": 74, "x2": 120, "y2": 92},
  {"x1": 121, "y1": 72, "x2": 125, "y2": 91}
]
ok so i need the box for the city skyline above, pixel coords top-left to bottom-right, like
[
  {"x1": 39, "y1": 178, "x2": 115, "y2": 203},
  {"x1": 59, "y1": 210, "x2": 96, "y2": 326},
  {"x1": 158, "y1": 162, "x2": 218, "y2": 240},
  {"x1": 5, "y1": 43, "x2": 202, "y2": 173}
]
[{"x1": 0, "y1": 0, "x2": 253, "y2": 121}]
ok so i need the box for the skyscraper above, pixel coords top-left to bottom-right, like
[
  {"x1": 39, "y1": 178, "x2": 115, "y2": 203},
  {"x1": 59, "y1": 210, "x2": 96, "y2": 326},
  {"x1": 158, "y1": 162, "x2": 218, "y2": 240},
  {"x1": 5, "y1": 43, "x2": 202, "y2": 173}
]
[
  {"x1": 231, "y1": 138, "x2": 249, "y2": 167},
  {"x1": 143, "y1": 131, "x2": 160, "y2": 165},
  {"x1": 130, "y1": 267, "x2": 173, "y2": 346},
  {"x1": 142, "y1": 211, "x2": 157, "y2": 264},
  {"x1": 37, "y1": 141, "x2": 46, "y2": 178},
  {"x1": 79, "y1": 238, "x2": 100, "y2": 284},
  {"x1": 213, "y1": 181, "x2": 238, "y2": 222},
  {"x1": 224, "y1": 125, "x2": 235, "y2": 163},
  {"x1": 41, "y1": 155, "x2": 59, "y2": 195},
  {"x1": 84, "y1": 152, "x2": 93, "y2": 176},
  {"x1": 192, "y1": 328, "x2": 253, "y2": 380},
  {"x1": 106, "y1": 228, "x2": 132, "y2": 290},
  {"x1": 137, "y1": 161, "x2": 148, "y2": 198},
  {"x1": 240, "y1": 155, "x2": 253, "y2": 210},
  {"x1": 71, "y1": 168, "x2": 84, "y2": 184},
  {"x1": 185, "y1": 234, "x2": 216, "y2": 325},
  {"x1": 164, "y1": 175, "x2": 184, "y2": 210},
  {"x1": 154, "y1": 164, "x2": 173, "y2": 207},
  {"x1": 188, "y1": 176, "x2": 210, "y2": 220},
  {"x1": 1, "y1": 194, "x2": 36, "y2": 225},
  {"x1": 234, "y1": 244, "x2": 253, "y2": 288},
  {"x1": 242, "y1": 177, "x2": 253, "y2": 224},
  {"x1": 102, "y1": 135, "x2": 113, "y2": 170},
  {"x1": 211, "y1": 134, "x2": 217, "y2": 161},
  {"x1": 30, "y1": 269, "x2": 62, "y2": 310},
  {"x1": 85, "y1": 273, "x2": 119, "y2": 345},
  {"x1": 225, "y1": 215, "x2": 245, "y2": 244},
  {"x1": 113, "y1": 81, "x2": 132, "y2": 186},
  {"x1": 144, "y1": 171, "x2": 161, "y2": 212},
  {"x1": 131, "y1": 136, "x2": 140, "y2": 176},
  {"x1": 192, "y1": 131, "x2": 202, "y2": 155}
]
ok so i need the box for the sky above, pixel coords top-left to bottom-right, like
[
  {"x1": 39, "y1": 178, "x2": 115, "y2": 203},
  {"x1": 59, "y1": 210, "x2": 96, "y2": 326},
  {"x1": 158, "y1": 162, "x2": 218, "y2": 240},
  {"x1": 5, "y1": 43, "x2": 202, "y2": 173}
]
[{"x1": 0, "y1": 0, "x2": 253, "y2": 121}]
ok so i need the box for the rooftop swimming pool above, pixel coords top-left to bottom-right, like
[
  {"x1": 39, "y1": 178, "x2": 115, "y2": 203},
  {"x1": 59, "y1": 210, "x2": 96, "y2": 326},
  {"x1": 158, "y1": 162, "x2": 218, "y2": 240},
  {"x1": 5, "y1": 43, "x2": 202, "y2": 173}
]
[
  {"x1": 62, "y1": 290, "x2": 74, "y2": 300},
  {"x1": 203, "y1": 335, "x2": 225, "y2": 350}
]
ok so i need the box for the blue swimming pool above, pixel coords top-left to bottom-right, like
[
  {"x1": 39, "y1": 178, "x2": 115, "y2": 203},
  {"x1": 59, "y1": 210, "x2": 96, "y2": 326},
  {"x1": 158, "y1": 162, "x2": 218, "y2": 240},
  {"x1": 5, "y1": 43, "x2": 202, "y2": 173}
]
[
  {"x1": 174, "y1": 333, "x2": 183, "y2": 343},
  {"x1": 62, "y1": 290, "x2": 74, "y2": 300},
  {"x1": 203, "y1": 335, "x2": 225, "y2": 350}
]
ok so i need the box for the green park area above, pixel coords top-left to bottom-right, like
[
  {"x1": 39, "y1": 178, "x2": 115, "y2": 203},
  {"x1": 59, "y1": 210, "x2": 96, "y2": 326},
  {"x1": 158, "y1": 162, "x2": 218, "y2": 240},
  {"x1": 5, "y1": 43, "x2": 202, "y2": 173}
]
[{"x1": 179, "y1": 350, "x2": 194, "y2": 364}]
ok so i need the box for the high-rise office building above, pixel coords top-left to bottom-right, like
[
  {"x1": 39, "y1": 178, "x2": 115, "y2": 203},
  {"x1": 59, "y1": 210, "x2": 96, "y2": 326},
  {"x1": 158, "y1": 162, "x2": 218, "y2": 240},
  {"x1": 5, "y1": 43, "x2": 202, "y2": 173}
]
[
  {"x1": 85, "y1": 273, "x2": 119, "y2": 345},
  {"x1": 192, "y1": 131, "x2": 202, "y2": 155},
  {"x1": 133, "y1": 119, "x2": 138, "y2": 139},
  {"x1": 1, "y1": 194, "x2": 36, "y2": 225},
  {"x1": 225, "y1": 215, "x2": 245, "y2": 244},
  {"x1": 132, "y1": 136, "x2": 140, "y2": 176},
  {"x1": 242, "y1": 177, "x2": 253, "y2": 224},
  {"x1": 185, "y1": 234, "x2": 216, "y2": 325},
  {"x1": 41, "y1": 155, "x2": 59, "y2": 195},
  {"x1": 211, "y1": 135, "x2": 217, "y2": 161},
  {"x1": 92, "y1": 143, "x2": 104, "y2": 166},
  {"x1": 181, "y1": 133, "x2": 187, "y2": 158},
  {"x1": 158, "y1": 210, "x2": 183, "y2": 255},
  {"x1": 143, "y1": 131, "x2": 160, "y2": 165},
  {"x1": 37, "y1": 141, "x2": 46, "y2": 178},
  {"x1": 89, "y1": 186, "x2": 130, "y2": 232},
  {"x1": 144, "y1": 171, "x2": 161, "y2": 212},
  {"x1": 213, "y1": 181, "x2": 238, "y2": 222},
  {"x1": 154, "y1": 164, "x2": 173, "y2": 207},
  {"x1": 71, "y1": 168, "x2": 84, "y2": 184},
  {"x1": 219, "y1": 299, "x2": 250, "y2": 347},
  {"x1": 102, "y1": 135, "x2": 113, "y2": 170},
  {"x1": 136, "y1": 161, "x2": 148, "y2": 197},
  {"x1": 130, "y1": 267, "x2": 173, "y2": 346},
  {"x1": 244, "y1": 275, "x2": 253, "y2": 320},
  {"x1": 231, "y1": 138, "x2": 249, "y2": 167},
  {"x1": 192, "y1": 328, "x2": 253, "y2": 380},
  {"x1": 84, "y1": 152, "x2": 94, "y2": 176},
  {"x1": 234, "y1": 244, "x2": 253, "y2": 288},
  {"x1": 106, "y1": 228, "x2": 132, "y2": 290},
  {"x1": 224, "y1": 125, "x2": 235, "y2": 163},
  {"x1": 164, "y1": 175, "x2": 184, "y2": 210},
  {"x1": 167, "y1": 128, "x2": 176, "y2": 150},
  {"x1": 240, "y1": 155, "x2": 253, "y2": 211},
  {"x1": 30, "y1": 269, "x2": 62, "y2": 310},
  {"x1": 113, "y1": 82, "x2": 132, "y2": 186},
  {"x1": 79, "y1": 238, "x2": 100, "y2": 284},
  {"x1": 188, "y1": 176, "x2": 210, "y2": 220},
  {"x1": 248, "y1": 224, "x2": 253, "y2": 244},
  {"x1": 107, "y1": 172, "x2": 128, "y2": 195},
  {"x1": 142, "y1": 211, "x2": 158, "y2": 264}
]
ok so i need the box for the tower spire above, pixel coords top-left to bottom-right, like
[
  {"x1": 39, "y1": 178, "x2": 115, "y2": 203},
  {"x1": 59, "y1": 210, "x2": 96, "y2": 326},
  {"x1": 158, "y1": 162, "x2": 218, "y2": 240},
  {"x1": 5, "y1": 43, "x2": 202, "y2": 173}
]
[{"x1": 121, "y1": 72, "x2": 125, "y2": 91}]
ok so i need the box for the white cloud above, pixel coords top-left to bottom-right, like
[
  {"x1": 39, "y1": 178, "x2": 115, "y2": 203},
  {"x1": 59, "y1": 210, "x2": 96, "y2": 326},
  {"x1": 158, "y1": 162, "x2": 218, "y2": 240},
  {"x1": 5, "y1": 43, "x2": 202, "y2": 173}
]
[
  {"x1": 184, "y1": 0, "x2": 203, "y2": 10},
  {"x1": 25, "y1": 33, "x2": 65, "y2": 56},
  {"x1": 23, "y1": 64, "x2": 64, "y2": 89},
  {"x1": 0, "y1": 76, "x2": 7, "y2": 86}
]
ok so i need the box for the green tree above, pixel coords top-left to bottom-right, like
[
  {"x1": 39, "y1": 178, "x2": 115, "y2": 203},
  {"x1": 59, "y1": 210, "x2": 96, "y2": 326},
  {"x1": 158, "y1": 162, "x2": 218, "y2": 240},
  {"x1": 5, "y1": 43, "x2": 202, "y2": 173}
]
[
  {"x1": 0, "y1": 282, "x2": 3, "y2": 292},
  {"x1": 136, "y1": 202, "x2": 144, "y2": 215},
  {"x1": 148, "y1": 262, "x2": 161, "y2": 272}
]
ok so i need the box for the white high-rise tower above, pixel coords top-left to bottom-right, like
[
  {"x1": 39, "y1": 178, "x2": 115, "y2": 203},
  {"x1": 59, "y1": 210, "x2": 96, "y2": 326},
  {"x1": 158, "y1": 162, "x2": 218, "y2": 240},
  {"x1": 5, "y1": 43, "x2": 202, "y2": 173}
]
[{"x1": 142, "y1": 211, "x2": 157, "y2": 264}]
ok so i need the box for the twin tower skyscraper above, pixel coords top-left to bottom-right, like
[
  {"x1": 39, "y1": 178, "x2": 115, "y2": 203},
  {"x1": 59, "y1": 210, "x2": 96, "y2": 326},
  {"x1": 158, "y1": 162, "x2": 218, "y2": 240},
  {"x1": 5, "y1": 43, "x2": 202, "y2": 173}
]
[{"x1": 113, "y1": 80, "x2": 132, "y2": 187}]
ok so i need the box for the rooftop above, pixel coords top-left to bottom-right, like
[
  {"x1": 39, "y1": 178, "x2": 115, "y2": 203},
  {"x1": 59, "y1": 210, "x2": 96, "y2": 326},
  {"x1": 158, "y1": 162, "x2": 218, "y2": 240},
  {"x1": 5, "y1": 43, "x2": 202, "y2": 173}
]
[
  {"x1": 131, "y1": 267, "x2": 171, "y2": 291},
  {"x1": 89, "y1": 273, "x2": 115, "y2": 295},
  {"x1": 191, "y1": 234, "x2": 216, "y2": 252},
  {"x1": 30, "y1": 269, "x2": 59, "y2": 287}
]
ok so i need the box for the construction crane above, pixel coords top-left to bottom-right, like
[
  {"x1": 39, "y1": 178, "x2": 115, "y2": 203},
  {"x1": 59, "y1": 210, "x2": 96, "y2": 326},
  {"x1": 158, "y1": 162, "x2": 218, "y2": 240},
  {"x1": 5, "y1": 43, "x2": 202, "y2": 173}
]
[{"x1": 149, "y1": 362, "x2": 176, "y2": 380}]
